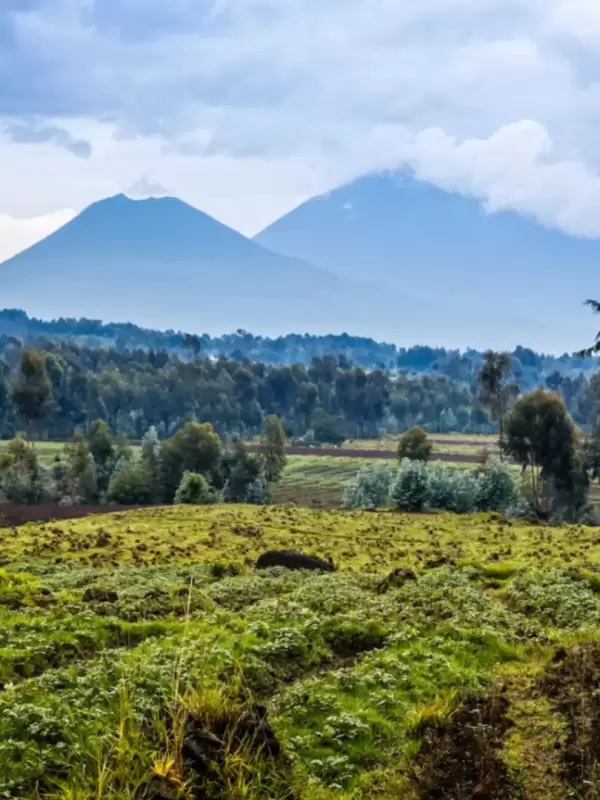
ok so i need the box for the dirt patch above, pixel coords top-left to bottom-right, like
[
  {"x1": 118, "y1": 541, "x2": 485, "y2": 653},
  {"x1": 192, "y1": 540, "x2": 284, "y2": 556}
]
[
  {"x1": 544, "y1": 643, "x2": 600, "y2": 794},
  {"x1": 410, "y1": 693, "x2": 521, "y2": 800},
  {"x1": 0, "y1": 504, "x2": 144, "y2": 528}
]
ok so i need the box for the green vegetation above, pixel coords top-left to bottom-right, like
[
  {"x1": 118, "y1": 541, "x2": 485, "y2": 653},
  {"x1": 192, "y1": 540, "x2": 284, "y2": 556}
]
[
  {"x1": 397, "y1": 426, "x2": 433, "y2": 462},
  {"x1": 0, "y1": 334, "x2": 598, "y2": 448},
  {"x1": 2, "y1": 505, "x2": 600, "y2": 798},
  {"x1": 0, "y1": 421, "x2": 285, "y2": 509}
]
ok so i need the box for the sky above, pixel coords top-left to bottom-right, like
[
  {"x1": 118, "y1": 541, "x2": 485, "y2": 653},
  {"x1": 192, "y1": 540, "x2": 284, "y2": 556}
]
[{"x1": 2, "y1": 0, "x2": 600, "y2": 260}]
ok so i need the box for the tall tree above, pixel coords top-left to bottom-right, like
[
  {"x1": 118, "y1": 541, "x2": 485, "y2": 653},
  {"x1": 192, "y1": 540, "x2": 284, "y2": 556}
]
[
  {"x1": 477, "y1": 351, "x2": 518, "y2": 449},
  {"x1": 159, "y1": 422, "x2": 222, "y2": 502},
  {"x1": 10, "y1": 349, "x2": 52, "y2": 440},
  {"x1": 65, "y1": 431, "x2": 99, "y2": 503},
  {"x1": 261, "y1": 415, "x2": 287, "y2": 484},
  {"x1": 503, "y1": 389, "x2": 585, "y2": 517}
]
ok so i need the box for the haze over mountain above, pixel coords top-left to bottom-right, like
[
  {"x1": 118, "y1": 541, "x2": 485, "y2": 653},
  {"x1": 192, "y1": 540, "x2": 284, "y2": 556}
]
[
  {"x1": 256, "y1": 172, "x2": 599, "y2": 350},
  {"x1": 0, "y1": 188, "x2": 589, "y2": 352},
  {"x1": 0, "y1": 192, "x2": 446, "y2": 344}
]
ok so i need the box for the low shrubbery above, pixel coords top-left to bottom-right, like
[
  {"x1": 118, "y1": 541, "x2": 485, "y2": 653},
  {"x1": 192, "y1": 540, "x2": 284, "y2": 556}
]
[
  {"x1": 343, "y1": 458, "x2": 529, "y2": 516},
  {"x1": 0, "y1": 416, "x2": 287, "y2": 508}
]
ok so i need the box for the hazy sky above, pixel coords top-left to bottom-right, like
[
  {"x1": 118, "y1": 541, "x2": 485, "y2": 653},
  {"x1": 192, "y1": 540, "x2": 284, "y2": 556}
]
[{"x1": 2, "y1": 0, "x2": 600, "y2": 259}]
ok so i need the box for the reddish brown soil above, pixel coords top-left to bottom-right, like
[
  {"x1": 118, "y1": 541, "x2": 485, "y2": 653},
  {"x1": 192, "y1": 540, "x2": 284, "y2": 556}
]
[
  {"x1": 0, "y1": 504, "x2": 143, "y2": 528},
  {"x1": 280, "y1": 446, "x2": 482, "y2": 463}
]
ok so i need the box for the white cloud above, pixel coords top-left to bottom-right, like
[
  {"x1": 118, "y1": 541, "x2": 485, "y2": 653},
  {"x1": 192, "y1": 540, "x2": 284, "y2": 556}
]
[
  {"x1": 0, "y1": 208, "x2": 75, "y2": 262},
  {"x1": 403, "y1": 121, "x2": 600, "y2": 238},
  {"x1": 552, "y1": 0, "x2": 600, "y2": 42},
  {"x1": 0, "y1": 0, "x2": 600, "y2": 243}
]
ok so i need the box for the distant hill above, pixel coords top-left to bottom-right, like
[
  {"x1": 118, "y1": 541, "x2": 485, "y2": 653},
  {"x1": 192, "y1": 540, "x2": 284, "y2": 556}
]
[
  {"x1": 255, "y1": 172, "x2": 600, "y2": 352},
  {"x1": 0, "y1": 193, "x2": 455, "y2": 344}
]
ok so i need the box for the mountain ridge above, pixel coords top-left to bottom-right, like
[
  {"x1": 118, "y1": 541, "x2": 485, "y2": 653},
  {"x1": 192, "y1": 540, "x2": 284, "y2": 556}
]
[
  {"x1": 254, "y1": 171, "x2": 600, "y2": 351},
  {"x1": 0, "y1": 185, "x2": 592, "y2": 351},
  {"x1": 0, "y1": 192, "x2": 450, "y2": 345}
]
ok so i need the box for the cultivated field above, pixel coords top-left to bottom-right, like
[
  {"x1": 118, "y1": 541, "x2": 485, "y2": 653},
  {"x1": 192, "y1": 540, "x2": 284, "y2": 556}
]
[{"x1": 2, "y1": 504, "x2": 600, "y2": 798}]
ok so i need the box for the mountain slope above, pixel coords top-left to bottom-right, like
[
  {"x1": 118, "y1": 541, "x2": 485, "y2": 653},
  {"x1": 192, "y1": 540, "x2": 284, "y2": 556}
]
[
  {"x1": 0, "y1": 191, "x2": 580, "y2": 350},
  {"x1": 255, "y1": 172, "x2": 600, "y2": 349},
  {"x1": 0, "y1": 193, "x2": 443, "y2": 343}
]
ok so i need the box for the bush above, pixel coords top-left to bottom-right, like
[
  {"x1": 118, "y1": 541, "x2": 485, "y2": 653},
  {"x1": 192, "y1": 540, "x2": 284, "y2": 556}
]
[
  {"x1": 427, "y1": 465, "x2": 456, "y2": 511},
  {"x1": 174, "y1": 472, "x2": 217, "y2": 505},
  {"x1": 390, "y1": 459, "x2": 429, "y2": 511},
  {"x1": 0, "y1": 439, "x2": 53, "y2": 505},
  {"x1": 445, "y1": 469, "x2": 478, "y2": 514},
  {"x1": 383, "y1": 459, "x2": 527, "y2": 516},
  {"x1": 105, "y1": 456, "x2": 153, "y2": 505},
  {"x1": 397, "y1": 427, "x2": 432, "y2": 462},
  {"x1": 475, "y1": 458, "x2": 518, "y2": 512},
  {"x1": 343, "y1": 463, "x2": 392, "y2": 509}
]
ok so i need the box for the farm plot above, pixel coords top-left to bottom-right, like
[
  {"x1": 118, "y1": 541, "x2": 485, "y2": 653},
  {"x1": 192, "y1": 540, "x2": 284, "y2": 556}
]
[{"x1": 1, "y1": 505, "x2": 600, "y2": 798}]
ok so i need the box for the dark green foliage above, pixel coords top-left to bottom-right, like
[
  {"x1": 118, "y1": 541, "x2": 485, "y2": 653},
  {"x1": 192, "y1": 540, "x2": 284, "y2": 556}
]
[
  {"x1": 159, "y1": 422, "x2": 222, "y2": 502},
  {"x1": 261, "y1": 415, "x2": 287, "y2": 483},
  {"x1": 10, "y1": 348, "x2": 52, "y2": 434},
  {"x1": 0, "y1": 328, "x2": 595, "y2": 444},
  {"x1": 504, "y1": 389, "x2": 588, "y2": 517},
  {"x1": 105, "y1": 455, "x2": 154, "y2": 505},
  {"x1": 0, "y1": 438, "x2": 51, "y2": 504},
  {"x1": 86, "y1": 420, "x2": 116, "y2": 493},
  {"x1": 64, "y1": 432, "x2": 98, "y2": 503},
  {"x1": 174, "y1": 472, "x2": 216, "y2": 505},
  {"x1": 222, "y1": 440, "x2": 268, "y2": 504},
  {"x1": 311, "y1": 410, "x2": 346, "y2": 445},
  {"x1": 397, "y1": 426, "x2": 432, "y2": 462}
]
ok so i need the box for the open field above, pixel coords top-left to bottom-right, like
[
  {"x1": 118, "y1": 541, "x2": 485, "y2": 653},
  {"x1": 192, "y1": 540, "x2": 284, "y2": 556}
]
[
  {"x1": 343, "y1": 433, "x2": 500, "y2": 454},
  {"x1": 3, "y1": 433, "x2": 500, "y2": 466},
  {"x1": 3, "y1": 504, "x2": 600, "y2": 798},
  {"x1": 272, "y1": 455, "x2": 379, "y2": 507}
]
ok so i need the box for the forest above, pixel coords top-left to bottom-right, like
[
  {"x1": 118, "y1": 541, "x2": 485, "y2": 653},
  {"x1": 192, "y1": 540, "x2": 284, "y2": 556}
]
[
  {"x1": 1, "y1": 335, "x2": 599, "y2": 444},
  {"x1": 0, "y1": 308, "x2": 596, "y2": 389}
]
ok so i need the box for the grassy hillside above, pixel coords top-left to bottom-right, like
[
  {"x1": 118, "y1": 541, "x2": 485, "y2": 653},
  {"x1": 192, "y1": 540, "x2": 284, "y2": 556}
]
[{"x1": 2, "y1": 505, "x2": 600, "y2": 798}]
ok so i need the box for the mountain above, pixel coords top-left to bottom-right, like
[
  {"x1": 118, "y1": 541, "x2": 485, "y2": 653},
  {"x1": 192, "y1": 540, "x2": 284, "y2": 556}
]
[
  {"x1": 0, "y1": 191, "x2": 580, "y2": 350},
  {"x1": 0, "y1": 193, "x2": 423, "y2": 341},
  {"x1": 255, "y1": 172, "x2": 600, "y2": 352}
]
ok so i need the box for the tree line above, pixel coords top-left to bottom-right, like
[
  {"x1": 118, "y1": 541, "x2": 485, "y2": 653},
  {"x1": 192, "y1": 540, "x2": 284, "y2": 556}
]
[
  {"x1": 0, "y1": 308, "x2": 596, "y2": 390},
  {"x1": 0, "y1": 341, "x2": 498, "y2": 442},
  {"x1": 1, "y1": 339, "x2": 600, "y2": 444}
]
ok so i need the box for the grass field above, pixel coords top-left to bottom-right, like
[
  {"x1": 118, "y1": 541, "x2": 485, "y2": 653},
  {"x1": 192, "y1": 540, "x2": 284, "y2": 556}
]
[
  {"x1": 2, "y1": 504, "x2": 600, "y2": 798},
  {"x1": 273, "y1": 455, "x2": 379, "y2": 507}
]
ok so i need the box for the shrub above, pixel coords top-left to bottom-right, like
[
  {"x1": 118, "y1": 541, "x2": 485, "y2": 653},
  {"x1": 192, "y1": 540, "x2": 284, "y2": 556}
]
[
  {"x1": 398, "y1": 427, "x2": 432, "y2": 462},
  {"x1": 343, "y1": 463, "x2": 392, "y2": 509},
  {"x1": 445, "y1": 469, "x2": 478, "y2": 514},
  {"x1": 105, "y1": 456, "x2": 153, "y2": 505},
  {"x1": 427, "y1": 465, "x2": 457, "y2": 511},
  {"x1": 174, "y1": 472, "x2": 217, "y2": 505},
  {"x1": 475, "y1": 458, "x2": 518, "y2": 512},
  {"x1": 390, "y1": 459, "x2": 429, "y2": 511},
  {"x1": 383, "y1": 460, "x2": 527, "y2": 516}
]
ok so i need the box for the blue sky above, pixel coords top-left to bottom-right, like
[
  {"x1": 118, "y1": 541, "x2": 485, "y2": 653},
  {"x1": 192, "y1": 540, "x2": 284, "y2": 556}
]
[{"x1": 2, "y1": 0, "x2": 600, "y2": 259}]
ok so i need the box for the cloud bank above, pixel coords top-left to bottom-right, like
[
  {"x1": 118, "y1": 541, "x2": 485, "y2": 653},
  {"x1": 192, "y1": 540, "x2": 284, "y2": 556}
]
[{"x1": 1, "y1": 0, "x2": 600, "y2": 240}]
